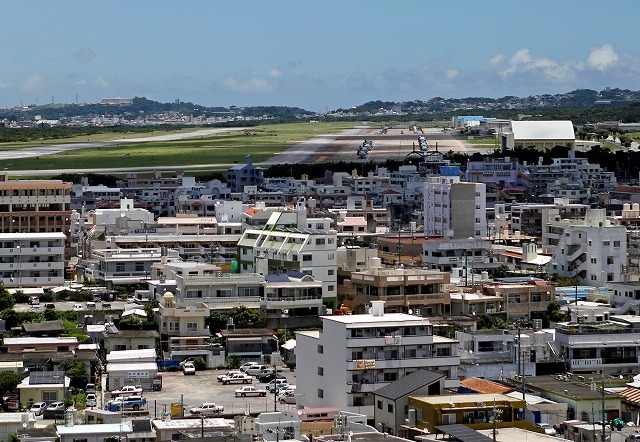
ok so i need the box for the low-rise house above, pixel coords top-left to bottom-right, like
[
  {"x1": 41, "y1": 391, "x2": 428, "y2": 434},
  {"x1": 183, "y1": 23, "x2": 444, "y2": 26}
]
[
  {"x1": 152, "y1": 417, "x2": 231, "y2": 441},
  {"x1": 56, "y1": 422, "x2": 134, "y2": 442},
  {"x1": 482, "y1": 277, "x2": 555, "y2": 320},
  {"x1": 408, "y1": 393, "x2": 529, "y2": 435},
  {"x1": 0, "y1": 413, "x2": 36, "y2": 441},
  {"x1": 373, "y1": 369, "x2": 445, "y2": 437},
  {"x1": 218, "y1": 328, "x2": 277, "y2": 364},
  {"x1": 103, "y1": 324, "x2": 159, "y2": 352},
  {"x1": 17, "y1": 371, "x2": 70, "y2": 408},
  {"x1": 21, "y1": 320, "x2": 65, "y2": 337}
]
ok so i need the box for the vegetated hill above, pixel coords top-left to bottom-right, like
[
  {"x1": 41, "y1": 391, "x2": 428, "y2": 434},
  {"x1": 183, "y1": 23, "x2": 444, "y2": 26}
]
[{"x1": 0, "y1": 97, "x2": 313, "y2": 120}]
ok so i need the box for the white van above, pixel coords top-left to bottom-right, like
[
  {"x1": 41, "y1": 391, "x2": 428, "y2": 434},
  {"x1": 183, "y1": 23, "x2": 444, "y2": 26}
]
[{"x1": 86, "y1": 302, "x2": 96, "y2": 311}]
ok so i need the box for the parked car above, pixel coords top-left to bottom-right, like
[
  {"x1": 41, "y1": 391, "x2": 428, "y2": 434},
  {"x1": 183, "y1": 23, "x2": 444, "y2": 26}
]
[
  {"x1": 266, "y1": 379, "x2": 289, "y2": 393},
  {"x1": 72, "y1": 304, "x2": 83, "y2": 311},
  {"x1": 535, "y1": 423, "x2": 557, "y2": 436},
  {"x1": 626, "y1": 434, "x2": 640, "y2": 442},
  {"x1": 235, "y1": 386, "x2": 267, "y2": 397},
  {"x1": 221, "y1": 373, "x2": 252, "y2": 385},
  {"x1": 30, "y1": 305, "x2": 42, "y2": 312},
  {"x1": 86, "y1": 383, "x2": 96, "y2": 393},
  {"x1": 183, "y1": 362, "x2": 196, "y2": 375},
  {"x1": 239, "y1": 362, "x2": 260, "y2": 373},
  {"x1": 256, "y1": 371, "x2": 287, "y2": 383},
  {"x1": 189, "y1": 403, "x2": 224, "y2": 416},
  {"x1": 102, "y1": 303, "x2": 112, "y2": 310},
  {"x1": 179, "y1": 357, "x2": 196, "y2": 368},
  {"x1": 245, "y1": 364, "x2": 268, "y2": 376},
  {"x1": 86, "y1": 301, "x2": 96, "y2": 310},
  {"x1": 43, "y1": 402, "x2": 66, "y2": 418},
  {"x1": 110, "y1": 385, "x2": 142, "y2": 398},
  {"x1": 106, "y1": 396, "x2": 147, "y2": 412},
  {"x1": 217, "y1": 370, "x2": 242, "y2": 382},
  {"x1": 278, "y1": 390, "x2": 296, "y2": 404},
  {"x1": 86, "y1": 393, "x2": 97, "y2": 408},
  {"x1": 44, "y1": 303, "x2": 55, "y2": 309},
  {"x1": 29, "y1": 401, "x2": 47, "y2": 416},
  {"x1": 29, "y1": 296, "x2": 40, "y2": 305}
]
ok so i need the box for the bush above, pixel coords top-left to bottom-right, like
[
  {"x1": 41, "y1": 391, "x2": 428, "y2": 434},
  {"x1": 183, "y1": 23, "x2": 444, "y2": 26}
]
[
  {"x1": 227, "y1": 354, "x2": 242, "y2": 369},
  {"x1": 193, "y1": 358, "x2": 207, "y2": 371}
]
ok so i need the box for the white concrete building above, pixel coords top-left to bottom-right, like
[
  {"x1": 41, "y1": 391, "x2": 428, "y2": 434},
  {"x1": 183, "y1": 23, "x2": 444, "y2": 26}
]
[
  {"x1": 238, "y1": 204, "x2": 338, "y2": 305},
  {"x1": 547, "y1": 209, "x2": 627, "y2": 286},
  {"x1": 423, "y1": 171, "x2": 486, "y2": 239},
  {"x1": 295, "y1": 301, "x2": 459, "y2": 417},
  {"x1": 0, "y1": 232, "x2": 66, "y2": 288}
]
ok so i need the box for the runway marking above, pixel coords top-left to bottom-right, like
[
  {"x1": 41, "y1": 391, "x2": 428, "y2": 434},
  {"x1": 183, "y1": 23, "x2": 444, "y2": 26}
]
[{"x1": 316, "y1": 155, "x2": 327, "y2": 162}]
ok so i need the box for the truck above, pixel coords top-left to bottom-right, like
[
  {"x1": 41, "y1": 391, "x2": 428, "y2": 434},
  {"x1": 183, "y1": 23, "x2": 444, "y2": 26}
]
[
  {"x1": 105, "y1": 396, "x2": 147, "y2": 412},
  {"x1": 110, "y1": 385, "x2": 143, "y2": 398}
]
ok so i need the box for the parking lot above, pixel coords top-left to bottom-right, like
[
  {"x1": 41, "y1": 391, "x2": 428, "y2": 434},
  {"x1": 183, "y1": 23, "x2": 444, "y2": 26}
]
[{"x1": 136, "y1": 367, "x2": 298, "y2": 419}]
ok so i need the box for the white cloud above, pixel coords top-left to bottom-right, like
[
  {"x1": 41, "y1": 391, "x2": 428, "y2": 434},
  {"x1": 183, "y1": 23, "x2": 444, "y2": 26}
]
[
  {"x1": 490, "y1": 53, "x2": 505, "y2": 66},
  {"x1": 94, "y1": 76, "x2": 109, "y2": 88},
  {"x1": 22, "y1": 74, "x2": 43, "y2": 91},
  {"x1": 446, "y1": 69, "x2": 459, "y2": 79},
  {"x1": 75, "y1": 79, "x2": 87, "y2": 85},
  {"x1": 510, "y1": 48, "x2": 533, "y2": 65},
  {"x1": 0, "y1": 81, "x2": 11, "y2": 89},
  {"x1": 74, "y1": 47, "x2": 96, "y2": 64},
  {"x1": 222, "y1": 75, "x2": 272, "y2": 93},
  {"x1": 587, "y1": 44, "x2": 619, "y2": 71},
  {"x1": 268, "y1": 68, "x2": 282, "y2": 78}
]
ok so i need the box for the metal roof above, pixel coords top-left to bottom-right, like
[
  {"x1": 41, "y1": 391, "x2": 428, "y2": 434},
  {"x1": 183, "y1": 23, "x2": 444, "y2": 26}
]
[
  {"x1": 435, "y1": 424, "x2": 493, "y2": 442},
  {"x1": 511, "y1": 120, "x2": 575, "y2": 141},
  {"x1": 373, "y1": 369, "x2": 444, "y2": 400}
]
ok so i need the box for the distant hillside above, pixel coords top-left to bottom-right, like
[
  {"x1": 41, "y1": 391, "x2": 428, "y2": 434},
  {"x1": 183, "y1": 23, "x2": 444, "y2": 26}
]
[{"x1": 0, "y1": 97, "x2": 313, "y2": 120}]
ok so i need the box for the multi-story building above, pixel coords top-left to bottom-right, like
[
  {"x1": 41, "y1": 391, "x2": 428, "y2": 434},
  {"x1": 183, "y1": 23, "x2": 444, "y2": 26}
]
[
  {"x1": 227, "y1": 155, "x2": 264, "y2": 193},
  {"x1": 555, "y1": 315, "x2": 640, "y2": 375},
  {"x1": 237, "y1": 205, "x2": 338, "y2": 306},
  {"x1": 465, "y1": 157, "x2": 532, "y2": 194},
  {"x1": 547, "y1": 209, "x2": 627, "y2": 286},
  {"x1": 295, "y1": 301, "x2": 460, "y2": 417},
  {"x1": 0, "y1": 233, "x2": 66, "y2": 288},
  {"x1": 526, "y1": 152, "x2": 617, "y2": 193},
  {"x1": 481, "y1": 278, "x2": 556, "y2": 320},
  {"x1": 423, "y1": 168, "x2": 486, "y2": 239},
  {"x1": 511, "y1": 199, "x2": 588, "y2": 239},
  {"x1": 339, "y1": 258, "x2": 451, "y2": 316}
]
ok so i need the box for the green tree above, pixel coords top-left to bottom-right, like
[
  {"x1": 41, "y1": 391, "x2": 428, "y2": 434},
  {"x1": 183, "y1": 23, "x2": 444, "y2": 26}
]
[
  {"x1": 493, "y1": 264, "x2": 510, "y2": 279},
  {"x1": 0, "y1": 286, "x2": 15, "y2": 311},
  {"x1": 207, "y1": 311, "x2": 229, "y2": 333},
  {"x1": 60, "y1": 359, "x2": 88, "y2": 389},
  {"x1": 228, "y1": 306, "x2": 266, "y2": 328},
  {"x1": 0, "y1": 371, "x2": 24, "y2": 410},
  {"x1": 227, "y1": 354, "x2": 242, "y2": 369},
  {"x1": 192, "y1": 358, "x2": 207, "y2": 371},
  {"x1": 476, "y1": 313, "x2": 509, "y2": 330}
]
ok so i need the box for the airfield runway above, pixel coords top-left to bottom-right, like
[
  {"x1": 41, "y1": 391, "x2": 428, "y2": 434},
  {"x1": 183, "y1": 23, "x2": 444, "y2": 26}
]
[{"x1": 267, "y1": 125, "x2": 480, "y2": 164}]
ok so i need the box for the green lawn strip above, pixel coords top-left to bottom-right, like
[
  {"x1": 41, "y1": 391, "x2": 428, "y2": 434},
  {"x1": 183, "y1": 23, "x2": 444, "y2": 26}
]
[{"x1": 0, "y1": 122, "x2": 356, "y2": 171}]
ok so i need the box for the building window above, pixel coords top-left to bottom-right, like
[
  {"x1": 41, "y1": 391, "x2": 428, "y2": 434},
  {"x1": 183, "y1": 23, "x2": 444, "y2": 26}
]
[
  {"x1": 508, "y1": 295, "x2": 520, "y2": 304},
  {"x1": 186, "y1": 323, "x2": 198, "y2": 332},
  {"x1": 327, "y1": 285, "x2": 335, "y2": 292},
  {"x1": 135, "y1": 262, "x2": 144, "y2": 272},
  {"x1": 388, "y1": 403, "x2": 394, "y2": 413},
  {"x1": 116, "y1": 263, "x2": 125, "y2": 272},
  {"x1": 328, "y1": 269, "x2": 335, "y2": 276},
  {"x1": 532, "y1": 294, "x2": 542, "y2": 302},
  {"x1": 316, "y1": 238, "x2": 326, "y2": 245},
  {"x1": 318, "y1": 367, "x2": 324, "y2": 376},
  {"x1": 614, "y1": 240, "x2": 621, "y2": 247},
  {"x1": 318, "y1": 345, "x2": 323, "y2": 354},
  {"x1": 328, "y1": 253, "x2": 335, "y2": 260},
  {"x1": 442, "y1": 414, "x2": 456, "y2": 425},
  {"x1": 169, "y1": 322, "x2": 179, "y2": 332},
  {"x1": 377, "y1": 400, "x2": 383, "y2": 410},
  {"x1": 303, "y1": 254, "x2": 312, "y2": 262},
  {"x1": 42, "y1": 391, "x2": 58, "y2": 403},
  {"x1": 318, "y1": 389, "x2": 324, "y2": 398}
]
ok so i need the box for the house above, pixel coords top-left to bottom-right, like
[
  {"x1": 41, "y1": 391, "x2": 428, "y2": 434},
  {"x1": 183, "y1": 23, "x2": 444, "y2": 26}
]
[
  {"x1": 152, "y1": 417, "x2": 231, "y2": 441},
  {"x1": 22, "y1": 320, "x2": 65, "y2": 337},
  {"x1": 0, "y1": 413, "x2": 36, "y2": 441},
  {"x1": 17, "y1": 371, "x2": 70, "y2": 407},
  {"x1": 103, "y1": 325, "x2": 159, "y2": 353},
  {"x1": 218, "y1": 328, "x2": 277, "y2": 364},
  {"x1": 407, "y1": 393, "x2": 529, "y2": 435},
  {"x1": 481, "y1": 277, "x2": 556, "y2": 320},
  {"x1": 227, "y1": 155, "x2": 264, "y2": 193},
  {"x1": 56, "y1": 422, "x2": 134, "y2": 442},
  {"x1": 373, "y1": 369, "x2": 445, "y2": 437},
  {"x1": 295, "y1": 301, "x2": 460, "y2": 417}
]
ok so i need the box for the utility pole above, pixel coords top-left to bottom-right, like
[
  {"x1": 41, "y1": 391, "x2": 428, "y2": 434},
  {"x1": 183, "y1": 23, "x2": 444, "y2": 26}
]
[
  {"x1": 601, "y1": 370, "x2": 606, "y2": 442},
  {"x1": 491, "y1": 399, "x2": 502, "y2": 442},
  {"x1": 517, "y1": 326, "x2": 525, "y2": 400}
]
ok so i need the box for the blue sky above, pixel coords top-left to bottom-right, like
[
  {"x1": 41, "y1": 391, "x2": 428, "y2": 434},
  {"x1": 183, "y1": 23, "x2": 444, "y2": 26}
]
[{"x1": 2, "y1": 0, "x2": 640, "y2": 112}]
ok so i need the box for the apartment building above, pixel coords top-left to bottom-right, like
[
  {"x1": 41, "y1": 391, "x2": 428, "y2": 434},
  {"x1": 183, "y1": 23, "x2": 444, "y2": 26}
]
[
  {"x1": 423, "y1": 169, "x2": 486, "y2": 239},
  {"x1": 482, "y1": 278, "x2": 556, "y2": 320},
  {"x1": 0, "y1": 232, "x2": 66, "y2": 288},
  {"x1": 295, "y1": 301, "x2": 460, "y2": 417},
  {"x1": 547, "y1": 209, "x2": 627, "y2": 286},
  {"x1": 237, "y1": 205, "x2": 338, "y2": 305},
  {"x1": 339, "y1": 258, "x2": 451, "y2": 316},
  {"x1": 511, "y1": 199, "x2": 588, "y2": 239}
]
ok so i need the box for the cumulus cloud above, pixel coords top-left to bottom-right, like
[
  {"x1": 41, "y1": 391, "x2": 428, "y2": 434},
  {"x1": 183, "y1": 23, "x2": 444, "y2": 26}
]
[
  {"x1": 22, "y1": 74, "x2": 43, "y2": 91},
  {"x1": 74, "y1": 47, "x2": 96, "y2": 64},
  {"x1": 221, "y1": 75, "x2": 273, "y2": 93},
  {"x1": 446, "y1": 69, "x2": 459, "y2": 79},
  {"x1": 490, "y1": 53, "x2": 505, "y2": 66},
  {"x1": 0, "y1": 81, "x2": 11, "y2": 89},
  {"x1": 268, "y1": 68, "x2": 282, "y2": 78},
  {"x1": 498, "y1": 48, "x2": 578, "y2": 83},
  {"x1": 587, "y1": 44, "x2": 619, "y2": 71}
]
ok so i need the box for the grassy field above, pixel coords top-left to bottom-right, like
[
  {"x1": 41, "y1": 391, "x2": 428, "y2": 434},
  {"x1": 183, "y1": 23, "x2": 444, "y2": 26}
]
[
  {"x1": 0, "y1": 127, "x2": 203, "y2": 150},
  {"x1": 0, "y1": 122, "x2": 356, "y2": 171},
  {"x1": 458, "y1": 136, "x2": 499, "y2": 149}
]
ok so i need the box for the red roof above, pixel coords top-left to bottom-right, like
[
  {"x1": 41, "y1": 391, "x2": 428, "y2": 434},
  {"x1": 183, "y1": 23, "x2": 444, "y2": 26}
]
[
  {"x1": 620, "y1": 387, "x2": 640, "y2": 404},
  {"x1": 460, "y1": 377, "x2": 514, "y2": 395}
]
